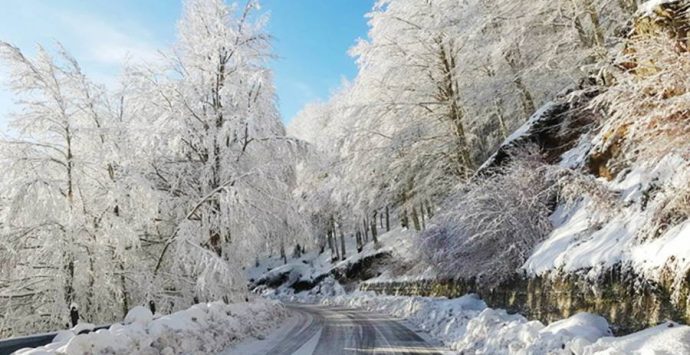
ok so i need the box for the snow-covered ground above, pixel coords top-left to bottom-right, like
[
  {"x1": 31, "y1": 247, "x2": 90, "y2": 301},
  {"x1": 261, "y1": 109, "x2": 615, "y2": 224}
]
[
  {"x1": 525, "y1": 148, "x2": 690, "y2": 297},
  {"x1": 14, "y1": 299, "x2": 287, "y2": 355},
  {"x1": 248, "y1": 226, "x2": 433, "y2": 292},
  {"x1": 320, "y1": 291, "x2": 690, "y2": 355}
]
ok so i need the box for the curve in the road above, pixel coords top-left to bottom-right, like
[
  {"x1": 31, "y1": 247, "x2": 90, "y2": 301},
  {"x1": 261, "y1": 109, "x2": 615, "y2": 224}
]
[{"x1": 237, "y1": 304, "x2": 446, "y2": 355}]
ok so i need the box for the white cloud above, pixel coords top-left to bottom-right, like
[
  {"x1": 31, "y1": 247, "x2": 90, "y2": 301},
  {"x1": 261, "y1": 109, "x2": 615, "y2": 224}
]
[
  {"x1": 0, "y1": 2, "x2": 169, "y2": 128},
  {"x1": 52, "y1": 9, "x2": 163, "y2": 68},
  {"x1": 293, "y1": 81, "x2": 317, "y2": 101}
]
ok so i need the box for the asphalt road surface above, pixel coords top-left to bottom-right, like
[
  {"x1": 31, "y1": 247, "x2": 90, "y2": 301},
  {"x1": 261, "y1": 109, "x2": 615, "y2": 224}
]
[{"x1": 223, "y1": 304, "x2": 447, "y2": 355}]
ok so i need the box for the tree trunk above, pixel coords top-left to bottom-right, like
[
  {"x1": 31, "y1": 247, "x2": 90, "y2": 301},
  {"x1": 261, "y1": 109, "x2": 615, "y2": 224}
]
[
  {"x1": 119, "y1": 260, "x2": 129, "y2": 318},
  {"x1": 426, "y1": 200, "x2": 434, "y2": 218},
  {"x1": 331, "y1": 218, "x2": 340, "y2": 261},
  {"x1": 401, "y1": 209, "x2": 409, "y2": 229},
  {"x1": 437, "y1": 39, "x2": 474, "y2": 177},
  {"x1": 504, "y1": 46, "x2": 536, "y2": 118},
  {"x1": 371, "y1": 211, "x2": 379, "y2": 244},
  {"x1": 363, "y1": 217, "x2": 370, "y2": 243},
  {"x1": 356, "y1": 230, "x2": 363, "y2": 253},
  {"x1": 371, "y1": 218, "x2": 379, "y2": 245},
  {"x1": 319, "y1": 232, "x2": 327, "y2": 254},
  {"x1": 280, "y1": 237, "x2": 287, "y2": 265},
  {"x1": 385, "y1": 206, "x2": 390, "y2": 232},
  {"x1": 572, "y1": 14, "x2": 591, "y2": 47},
  {"x1": 411, "y1": 207, "x2": 421, "y2": 231},
  {"x1": 327, "y1": 230, "x2": 334, "y2": 259},
  {"x1": 585, "y1": 0, "x2": 605, "y2": 48},
  {"x1": 494, "y1": 98, "x2": 508, "y2": 140},
  {"x1": 339, "y1": 228, "x2": 346, "y2": 260},
  {"x1": 65, "y1": 258, "x2": 75, "y2": 310},
  {"x1": 420, "y1": 203, "x2": 426, "y2": 230},
  {"x1": 292, "y1": 244, "x2": 302, "y2": 259},
  {"x1": 64, "y1": 124, "x2": 76, "y2": 311}
]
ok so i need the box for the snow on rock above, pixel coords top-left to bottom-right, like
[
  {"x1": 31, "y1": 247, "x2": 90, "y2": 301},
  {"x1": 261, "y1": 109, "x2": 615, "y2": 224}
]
[
  {"x1": 124, "y1": 306, "x2": 153, "y2": 325},
  {"x1": 541, "y1": 313, "x2": 612, "y2": 343},
  {"x1": 300, "y1": 276, "x2": 346, "y2": 299},
  {"x1": 68, "y1": 323, "x2": 96, "y2": 336},
  {"x1": 269, "y1": 276, "x2": 347, "y2": 304},
  {"x1": 525, "y1": 154, "x2": 690, "y2": 295},
  {"x1": 14, "y1": 300, "x2": 287, "y2": 355},
  {"x1": 448, "y1": 308, "x2": 612, "y2": 354},
  {"x1": 631, "y1": 221, "x2": 690, "y2": 279},
  {"x1": 583, "y1": 322, "x2": 690, "y2": 355},
  {"x1": 524, "y1": 199, "x2": 642, "y2": 278},
  {"x1": 475, "y1": 101, "x2": 559, "y2": 175},
  {"x1": 249, "y1": 227, "x2": 423, "y2": 291},
  {"x1": 638, "y1": 0, "x2": 677, "y2": 17},
  {"x1": 559, "y1": 134, "x2": 592, "y2": 170}
]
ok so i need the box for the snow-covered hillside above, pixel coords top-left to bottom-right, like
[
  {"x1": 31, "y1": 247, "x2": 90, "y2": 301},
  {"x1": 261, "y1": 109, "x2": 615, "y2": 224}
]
[
  {"x1": 525, "y1": 152, "x2": 690, "y2": 291},
  {"x1": 248, "y1": 227, "x2": 431, "y2": 295}
]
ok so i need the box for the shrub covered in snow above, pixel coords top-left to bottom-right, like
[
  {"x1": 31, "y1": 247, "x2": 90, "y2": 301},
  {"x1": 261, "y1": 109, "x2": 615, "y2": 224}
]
[{"x1": 419, "y1": 149, "x2": 555, "y2": 287}]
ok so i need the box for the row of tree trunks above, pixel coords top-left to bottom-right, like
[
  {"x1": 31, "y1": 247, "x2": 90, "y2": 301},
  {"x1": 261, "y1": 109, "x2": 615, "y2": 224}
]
[
  {"x1": 315, "y1": 203, "x2": 430, "y2": 264},
  {"x1": 399, "y1": 201, "x2": 433, "y2": 232}
]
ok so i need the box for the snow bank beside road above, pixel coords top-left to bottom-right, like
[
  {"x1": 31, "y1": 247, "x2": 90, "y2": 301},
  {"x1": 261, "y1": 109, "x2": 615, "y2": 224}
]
[
  {"x1": 15, "y1": 300, "x2": 287, "y2": 355},
  {"x1": 323, "y1": 292, "x2": 689, "y2": 354}
]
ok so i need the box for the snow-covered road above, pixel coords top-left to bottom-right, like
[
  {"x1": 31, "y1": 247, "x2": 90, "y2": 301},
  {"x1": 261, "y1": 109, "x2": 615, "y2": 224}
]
[{"x1": 222, "y1": 304, "x2": 448, "y2": 354}]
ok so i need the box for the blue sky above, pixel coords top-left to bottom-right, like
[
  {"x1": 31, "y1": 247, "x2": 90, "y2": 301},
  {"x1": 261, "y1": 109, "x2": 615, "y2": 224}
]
[{"x1": 0, "y1": 0, "x2": 372, "y2": 127}]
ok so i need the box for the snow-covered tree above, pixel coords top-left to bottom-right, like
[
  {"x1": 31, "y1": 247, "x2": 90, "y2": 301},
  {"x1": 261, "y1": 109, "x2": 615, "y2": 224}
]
[
  {"x1": 128, "y1": 0, "x2": 305, "y2": 306},
  {"x1": 287, "y1": 0, "x2": 638, "y2": 244},
  {"x1": 0, "y1": 0, "x2": 309, "y2": 336},
  {"x1": 0, "y1": 42, "x2": 159, "y2": 334}
]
